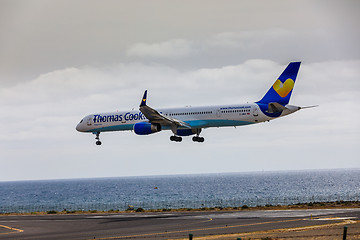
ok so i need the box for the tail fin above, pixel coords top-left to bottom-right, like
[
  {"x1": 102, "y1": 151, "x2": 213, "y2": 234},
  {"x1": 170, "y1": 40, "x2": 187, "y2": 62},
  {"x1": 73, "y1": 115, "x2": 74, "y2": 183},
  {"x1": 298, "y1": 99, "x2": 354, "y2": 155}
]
[{"x1": 257, "y1": 62, "x2": 301, "y2": 105}]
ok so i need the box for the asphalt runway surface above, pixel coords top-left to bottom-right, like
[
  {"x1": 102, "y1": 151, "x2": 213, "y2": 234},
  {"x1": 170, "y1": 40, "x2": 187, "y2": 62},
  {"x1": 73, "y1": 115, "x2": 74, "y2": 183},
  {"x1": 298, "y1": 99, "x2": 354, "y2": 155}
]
[{"x1": 1, "y1": 208, "x2": 359, "y2": 240}]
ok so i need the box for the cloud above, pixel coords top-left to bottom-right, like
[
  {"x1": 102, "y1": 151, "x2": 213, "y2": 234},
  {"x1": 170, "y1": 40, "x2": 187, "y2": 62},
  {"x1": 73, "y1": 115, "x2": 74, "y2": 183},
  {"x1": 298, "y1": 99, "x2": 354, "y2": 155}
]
[
  {"x1": 206, "y1": 29, "x2": 294, "y2": 49},
  {"x1": 122, "y1": 28, "x2": 358, "y2": 71},
  {"x1": 126, "y1": 39, "x2": 193, "y2": 59},
  {"x1": 124, "y1": 30, "x2": 296, "y2": 61}
]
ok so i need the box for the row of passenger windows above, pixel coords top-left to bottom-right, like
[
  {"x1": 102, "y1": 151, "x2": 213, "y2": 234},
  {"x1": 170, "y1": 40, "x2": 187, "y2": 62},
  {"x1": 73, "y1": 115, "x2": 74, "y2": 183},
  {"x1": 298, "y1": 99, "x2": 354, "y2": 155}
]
[
  {"x1": 167, "y1": 111, "x2": 212, "y2": 116},
  {"x1": 221, "y1": 109, "x2": 250, "y2": 113}
]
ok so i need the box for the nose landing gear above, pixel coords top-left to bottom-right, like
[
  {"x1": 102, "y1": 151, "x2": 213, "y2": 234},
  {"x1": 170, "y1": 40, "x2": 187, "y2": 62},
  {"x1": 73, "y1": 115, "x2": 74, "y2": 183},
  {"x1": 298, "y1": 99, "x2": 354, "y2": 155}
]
[{"x1": 95, "y1": 132, "x2": 102, "y2": 145}]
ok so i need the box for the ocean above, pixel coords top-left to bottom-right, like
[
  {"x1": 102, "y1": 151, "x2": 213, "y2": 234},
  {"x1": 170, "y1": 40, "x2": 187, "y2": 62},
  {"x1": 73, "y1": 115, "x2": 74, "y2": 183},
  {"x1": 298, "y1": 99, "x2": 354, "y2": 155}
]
[{"x1": 1, "y1": 169, "x2": 359, "y2": 213}]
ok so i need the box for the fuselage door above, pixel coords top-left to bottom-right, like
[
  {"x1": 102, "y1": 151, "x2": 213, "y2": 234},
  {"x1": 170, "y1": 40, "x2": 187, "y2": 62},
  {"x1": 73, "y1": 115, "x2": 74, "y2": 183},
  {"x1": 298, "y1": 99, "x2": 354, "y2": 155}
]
[
  {"x1": 87, "y1": 116, "x2": 92, "y2": 126},
  {"x1": 216, "y1": 109, "x2": 221, "y2": 118},
  {"x1": 253, "y1": 107, "x2": 259, "y2": 117}
]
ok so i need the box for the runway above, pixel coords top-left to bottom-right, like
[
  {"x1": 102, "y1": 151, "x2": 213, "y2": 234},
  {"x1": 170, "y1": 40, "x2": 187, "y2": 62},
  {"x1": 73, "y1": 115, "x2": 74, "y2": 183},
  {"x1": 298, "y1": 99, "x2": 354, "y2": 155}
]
[{"x1": 1, "y1": 208, "x2": 359, "y2": 240}]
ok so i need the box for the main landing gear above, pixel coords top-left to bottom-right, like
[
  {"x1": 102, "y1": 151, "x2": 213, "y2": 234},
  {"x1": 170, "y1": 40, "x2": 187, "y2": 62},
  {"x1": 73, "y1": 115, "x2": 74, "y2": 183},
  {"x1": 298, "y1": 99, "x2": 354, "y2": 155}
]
[
  {"x1": 192, "y1": 128, "x2": 204, "y2": 142},
  {"x1": 170, "y1": 128, "x2": 205, "y2": 143},
  {"x1": 170, "y1": 135, "x2": 182, "y2": 142},
  {"x1": 169, "y1": 135, "x2": 205, "y2": 143},
  {"x1": 95, "y1": 132, "x2": 102, "y2": 145}
]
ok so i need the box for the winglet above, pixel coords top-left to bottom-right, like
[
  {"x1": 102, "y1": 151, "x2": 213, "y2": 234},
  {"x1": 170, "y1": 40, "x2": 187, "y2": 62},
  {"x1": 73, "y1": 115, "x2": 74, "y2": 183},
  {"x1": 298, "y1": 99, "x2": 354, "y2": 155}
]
[{"x1": 140, "y1": 90, "x2": 147, "y2": 107}]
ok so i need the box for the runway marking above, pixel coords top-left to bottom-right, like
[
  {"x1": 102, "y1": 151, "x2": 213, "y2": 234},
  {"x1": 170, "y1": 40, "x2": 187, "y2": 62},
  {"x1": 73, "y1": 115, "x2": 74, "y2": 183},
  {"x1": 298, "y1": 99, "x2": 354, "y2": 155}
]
[
  {"x1": 85, "y1": 218, "x2": 300, "y2": 240},
  {"x1": 85, "y1": 218, "x2": 213, "y2": 240},
  {"x1": 169, "y1": 217, "x2": 213, "y2": 228},
  {"x1": 172, "y1": 219, "x2": 358, "y2": 239},
  {"x1": 0, "y1": 224, "x2": 24, "y2": 235},
  {"x1": 313, "y1": 217, "x2": 357, "y2": 221}
]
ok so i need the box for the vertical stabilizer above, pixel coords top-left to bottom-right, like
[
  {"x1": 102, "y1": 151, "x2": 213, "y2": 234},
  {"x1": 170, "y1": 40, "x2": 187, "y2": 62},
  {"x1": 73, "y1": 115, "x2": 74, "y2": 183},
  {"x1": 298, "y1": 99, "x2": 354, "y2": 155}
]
[{"x1": 257, "y1": 62, "x2": 301, "y2": 105}]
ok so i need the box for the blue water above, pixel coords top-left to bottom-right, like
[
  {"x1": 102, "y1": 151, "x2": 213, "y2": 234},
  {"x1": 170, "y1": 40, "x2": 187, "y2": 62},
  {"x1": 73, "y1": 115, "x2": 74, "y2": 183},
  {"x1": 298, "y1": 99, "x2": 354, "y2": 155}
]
[{"x1": 1, "y1": 169, "x2": 360, "y2": 213}]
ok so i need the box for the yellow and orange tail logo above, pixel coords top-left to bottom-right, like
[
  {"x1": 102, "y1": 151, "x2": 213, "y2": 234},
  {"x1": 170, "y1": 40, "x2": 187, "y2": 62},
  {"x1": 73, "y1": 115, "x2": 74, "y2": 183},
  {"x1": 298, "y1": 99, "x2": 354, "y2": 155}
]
[{"x1": 272, "y1": 78, "x2": 294, "y2": 98}]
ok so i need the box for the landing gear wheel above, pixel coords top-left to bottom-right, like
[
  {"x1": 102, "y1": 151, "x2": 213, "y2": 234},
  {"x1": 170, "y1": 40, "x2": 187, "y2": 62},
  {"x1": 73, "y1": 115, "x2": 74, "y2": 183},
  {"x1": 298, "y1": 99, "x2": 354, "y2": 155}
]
[
  {"x1": 170, "y1": 136, "x2": 182, "y2": 142},
  {"x1": 96, "y1": 141, "x2": 102, "y2": 145},
  {"x1": 192, "y1": 136, "x2": 205, "y2": 142}
]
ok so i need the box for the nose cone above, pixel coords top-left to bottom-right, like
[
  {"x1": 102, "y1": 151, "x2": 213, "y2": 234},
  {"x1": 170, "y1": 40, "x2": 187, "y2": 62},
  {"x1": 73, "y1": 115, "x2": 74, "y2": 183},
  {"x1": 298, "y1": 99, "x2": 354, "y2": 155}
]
[{"x1": 76, "y1": 120, "x2": 86, "y2": 132}]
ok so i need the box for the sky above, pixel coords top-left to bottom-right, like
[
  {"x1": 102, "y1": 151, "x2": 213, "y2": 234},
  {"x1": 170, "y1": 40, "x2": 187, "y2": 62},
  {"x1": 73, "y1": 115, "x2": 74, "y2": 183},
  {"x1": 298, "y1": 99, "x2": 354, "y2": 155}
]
[{"x1": 0, "y1": 0, "x2": 359, "y2": 181}]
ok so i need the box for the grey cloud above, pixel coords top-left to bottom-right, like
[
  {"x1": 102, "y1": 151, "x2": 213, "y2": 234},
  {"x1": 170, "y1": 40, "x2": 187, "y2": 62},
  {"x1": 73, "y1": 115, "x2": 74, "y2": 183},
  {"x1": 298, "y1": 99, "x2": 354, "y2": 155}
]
[
  {"x1": 1, "y1": 0, "x2": 359, "y2": 86},
  {"x1": 123, "y1": 27, "x2": 360, "y2": 72},
  {"x1": 126, "y1": 39, "x2": 193, "y2": 58}
]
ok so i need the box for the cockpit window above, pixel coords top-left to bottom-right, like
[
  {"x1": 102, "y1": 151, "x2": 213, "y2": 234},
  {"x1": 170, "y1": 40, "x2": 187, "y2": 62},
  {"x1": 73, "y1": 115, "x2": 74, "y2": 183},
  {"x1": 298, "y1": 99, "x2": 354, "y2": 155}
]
[{"x1": 80, "y1": 119, "x2": 83, "y2": 123}]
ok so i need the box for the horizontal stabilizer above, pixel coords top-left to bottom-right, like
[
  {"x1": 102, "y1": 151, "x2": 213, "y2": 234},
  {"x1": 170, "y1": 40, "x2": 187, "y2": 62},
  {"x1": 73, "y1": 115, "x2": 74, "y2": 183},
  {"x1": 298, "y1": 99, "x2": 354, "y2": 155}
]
[
  {"x1": 267, "y1": 102, "x2": 287, "y2": 113},
  {"x1": 300, "y1": 105, "x2": 319, "y2": 109}
]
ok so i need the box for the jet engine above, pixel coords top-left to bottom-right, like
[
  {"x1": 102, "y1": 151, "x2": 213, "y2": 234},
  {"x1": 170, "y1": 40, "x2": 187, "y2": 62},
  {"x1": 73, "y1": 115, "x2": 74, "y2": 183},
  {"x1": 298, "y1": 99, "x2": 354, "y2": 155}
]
[{"x1": 133, "y1": 122, "x2": 161, "y2": 135}]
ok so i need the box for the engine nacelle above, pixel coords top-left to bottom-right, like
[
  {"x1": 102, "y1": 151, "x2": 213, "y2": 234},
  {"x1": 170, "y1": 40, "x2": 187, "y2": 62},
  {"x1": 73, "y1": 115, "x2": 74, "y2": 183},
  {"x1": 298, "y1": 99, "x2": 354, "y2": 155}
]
[
  {"x1": 133, "y1": 122, "x2": 161, "y2": 135},
  {"x1": 176, "y1": 129, "x2": 197, "y2": 136}
]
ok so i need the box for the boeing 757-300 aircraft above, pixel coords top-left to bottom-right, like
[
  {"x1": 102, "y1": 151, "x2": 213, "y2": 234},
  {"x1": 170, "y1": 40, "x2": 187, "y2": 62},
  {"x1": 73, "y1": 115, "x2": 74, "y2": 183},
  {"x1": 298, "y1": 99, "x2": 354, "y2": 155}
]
[{"x1": 76, "y1": 62, "x2": 314, "y2": 145}]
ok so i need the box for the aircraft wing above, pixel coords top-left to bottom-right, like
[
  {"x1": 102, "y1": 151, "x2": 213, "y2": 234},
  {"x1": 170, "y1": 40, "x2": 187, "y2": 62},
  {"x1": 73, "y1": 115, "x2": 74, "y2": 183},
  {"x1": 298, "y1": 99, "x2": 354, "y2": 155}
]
[{"x1": 139, "y1": 90, "x2": 191, "y2": 128}]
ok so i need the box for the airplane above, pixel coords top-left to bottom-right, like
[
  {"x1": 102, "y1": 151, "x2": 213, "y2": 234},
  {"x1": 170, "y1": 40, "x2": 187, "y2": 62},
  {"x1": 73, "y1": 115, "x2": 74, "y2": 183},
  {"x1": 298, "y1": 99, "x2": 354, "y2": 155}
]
[{"x1": 76, "y1": 62, "x2": 314, "y2": 145}]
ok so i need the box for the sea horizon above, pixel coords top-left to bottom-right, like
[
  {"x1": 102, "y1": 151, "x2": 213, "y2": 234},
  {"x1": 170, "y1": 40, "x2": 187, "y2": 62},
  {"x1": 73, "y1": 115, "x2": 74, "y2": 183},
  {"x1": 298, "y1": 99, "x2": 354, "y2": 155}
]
[{"x1": 1, "y1": 167, "x2": 359, "y2": 183}]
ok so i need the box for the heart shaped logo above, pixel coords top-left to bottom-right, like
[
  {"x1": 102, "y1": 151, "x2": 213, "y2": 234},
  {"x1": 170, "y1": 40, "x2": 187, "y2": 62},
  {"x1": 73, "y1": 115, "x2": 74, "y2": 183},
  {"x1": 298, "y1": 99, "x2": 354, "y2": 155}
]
[{"x1": 272, "y1": 78, "x2": 294, "y2": 98}]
